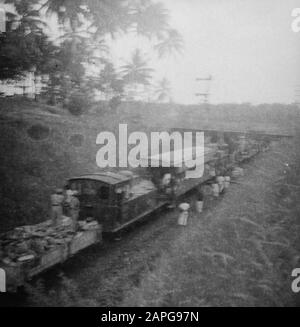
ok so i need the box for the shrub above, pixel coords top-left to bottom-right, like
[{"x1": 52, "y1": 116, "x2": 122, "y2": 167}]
[
  {"x1": 65, "y1": 94, "x2": 90, "y2": 116},
  {"x1": 109, "y1": 96, "x2": 122, "y2": 111}
]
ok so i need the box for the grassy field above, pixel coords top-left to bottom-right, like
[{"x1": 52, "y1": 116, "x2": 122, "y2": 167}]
[{"x1": 120, "y1": 136, "x2": 300, "y2": 307}]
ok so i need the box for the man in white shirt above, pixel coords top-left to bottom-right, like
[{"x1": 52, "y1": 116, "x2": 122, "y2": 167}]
[{"x1": 50, "y1": 189, "x2": 64, "y2": 226}]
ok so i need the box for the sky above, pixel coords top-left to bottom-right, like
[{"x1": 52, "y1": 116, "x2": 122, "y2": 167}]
[{"x1": 109, "y1": 0, "x2": 300, "y2": 104}]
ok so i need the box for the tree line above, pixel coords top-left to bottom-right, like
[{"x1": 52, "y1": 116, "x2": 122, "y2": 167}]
[{"x1": 0, "y1": 0, "x2": 184, "y2": 111}]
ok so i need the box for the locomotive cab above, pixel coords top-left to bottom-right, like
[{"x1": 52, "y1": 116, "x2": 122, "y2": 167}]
[
  {"x1": 67, "y1": 171, "x2": 158, "y2": 233},
  {"x1": 67, "y1": 172, "x2": 132, "y2": 232}
]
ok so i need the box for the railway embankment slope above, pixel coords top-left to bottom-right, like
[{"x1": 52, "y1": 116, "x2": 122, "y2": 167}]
[{"x1": 122, "y1": 136, "x2": 300, "y2": 306}]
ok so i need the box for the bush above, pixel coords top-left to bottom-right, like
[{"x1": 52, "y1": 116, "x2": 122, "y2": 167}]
[
  {"x1": 27, "y1": 124, "x2": 50, "y2": 141},
  {"x1": 65, "y1": 94, "x2": 90, "y2": 116},
  {"x1": 109, "y1": 96, "x2": 122, "y2": 111}
]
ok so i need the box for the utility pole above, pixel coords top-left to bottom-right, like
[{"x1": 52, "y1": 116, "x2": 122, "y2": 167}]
[
  {"x1": 295, "y1": 85, "x2": 300, "y2": 106},
  {"x1": 195, "y1": 75, "x2": 212, "y2": 105}
]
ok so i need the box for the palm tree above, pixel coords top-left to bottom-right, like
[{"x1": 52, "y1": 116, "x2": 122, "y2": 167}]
[
  {"x1": 154, "y1": 28, "x2": 184, "y2": 58},
  {"x1": 43, "y1": 0, "x2": 84, "y2": 28},
  {"x1": 4, "y1": 1, "x2": 47, "y2": 35},
  {"x1": 154, "y1": 78, "x2": 172, "y2": 103},
  {"x1": 43, "y1": 0, "x2": 131, "y2": 38},
  {"x1": 121, "y1": 49, "x2": 154, "y2": 100},
  {"x1": 88, "y1": 0, "x2": 132, "y2": 38},
  {"x1": 131, "y1": 0, "x2": 170, "y2": 39},
  {"x1": 91, "y1": 61, "x2": 124, "y2": 100},
  {"x1": 121, "y1": 49, "x2": 154, "y2": 86},
  {"x1": 42, "y1": 1, "x2": 96, "y2": 102}
]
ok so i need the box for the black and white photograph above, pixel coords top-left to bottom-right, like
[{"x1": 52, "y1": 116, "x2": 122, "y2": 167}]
[{"x1": 0, "y1": 0, "x2": 300, "y2": 309}]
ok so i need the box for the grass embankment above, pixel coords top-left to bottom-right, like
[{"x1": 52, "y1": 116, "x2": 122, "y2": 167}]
[
  {"x1": 0, "y1": 98, "x2": 167, "y2": 232},
  {"x1": 0, "y1": 98, "x2": 122, "y2": 232},
  {"x1": 121, "y1": 136, "x2": 300, "y2": 307}
]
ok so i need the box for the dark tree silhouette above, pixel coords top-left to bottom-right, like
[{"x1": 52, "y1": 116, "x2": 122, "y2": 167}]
[
  {"x1": 0, "y1": 2, "x2": 56, "y2": 80},
  {"x1": 0, "y1": 0, "x2": 183, "y2": 105},
  {"x1": 131, "y1": 0, "x2": 170, "y2": 39}
]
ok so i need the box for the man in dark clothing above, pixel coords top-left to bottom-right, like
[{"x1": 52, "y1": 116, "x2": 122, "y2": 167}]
[{"x1": 70, "y1": 191, "x2": 80, "y2": 231}]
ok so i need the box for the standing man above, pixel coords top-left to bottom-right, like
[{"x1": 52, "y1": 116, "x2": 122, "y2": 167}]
[
  {"x1": 115, "y1": 188, "x2": 124, "y2": 224},
  {"x1": 162, "y1": 173, "x2": 177, "y2": 208},
  {"x1": 51, "y1": 188, "x2": 64, "y2": 227},
  {"x1": 70, "y1": 191, "x2": 80, "y2": 231},
  {"x1": 178, "y1": 203, "x2": 190, "y2": 226},
  {"x1": 64, "y1": 185, "x2": 74, "y2": 216},
  {"x1": 169, "y1": 174, "x2": 178, "y2": 209},
  {"x1": 196, "y1": 186, "x2": 204, "y2": 213}
]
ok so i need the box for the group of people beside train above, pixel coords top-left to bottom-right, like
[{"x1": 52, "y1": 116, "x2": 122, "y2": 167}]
[
  {"x1": 49, "y1": 151, "x2": 232, "y2": 230},
  {"x1": 50, "y1": 187, "x2": 80, "y2": 231}
]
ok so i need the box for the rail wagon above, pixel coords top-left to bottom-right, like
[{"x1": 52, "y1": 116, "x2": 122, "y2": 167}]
[{"x1": 67, "y1": 172, "x2": 161, "y2": 233}]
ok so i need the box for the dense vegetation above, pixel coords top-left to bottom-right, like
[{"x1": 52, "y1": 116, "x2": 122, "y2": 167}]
[{"x1": 0, "y1": 0, "x2": 183, "y2": 105}]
